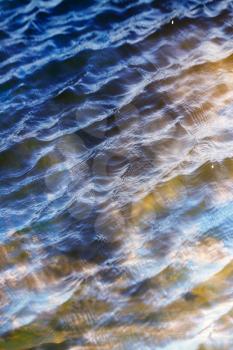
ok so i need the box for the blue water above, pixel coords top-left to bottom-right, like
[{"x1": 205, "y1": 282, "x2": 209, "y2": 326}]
[{"x1": 1, "y1": 0, "x2": 233, "y2": 349}]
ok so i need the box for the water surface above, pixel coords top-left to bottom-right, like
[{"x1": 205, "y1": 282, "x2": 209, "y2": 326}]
[{"x1": 1, "y1": 0, "x2": 233, "y2": 349}]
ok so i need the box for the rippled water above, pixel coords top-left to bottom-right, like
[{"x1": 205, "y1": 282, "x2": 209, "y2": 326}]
[{"x1": 1, "y1": 0, "x2": 233, "y2": 349}]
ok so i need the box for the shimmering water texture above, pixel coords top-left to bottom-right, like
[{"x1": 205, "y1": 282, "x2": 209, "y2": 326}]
[{"x1": 2, "y1": 0, "x2": 233, "y2": 349}]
